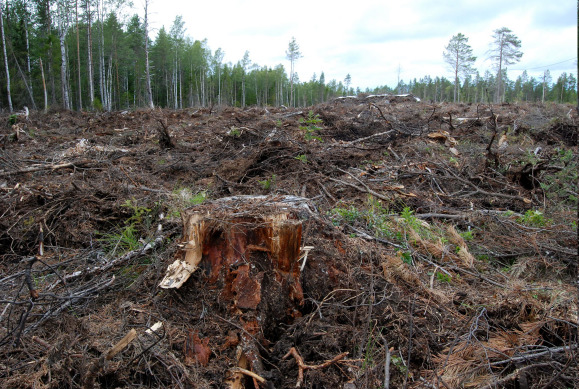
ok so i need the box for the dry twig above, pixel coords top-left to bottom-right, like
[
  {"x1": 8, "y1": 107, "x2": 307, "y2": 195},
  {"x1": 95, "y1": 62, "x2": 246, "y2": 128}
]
[{"x1": 283, "y1": 347, "x2": 349, "y2": 388}]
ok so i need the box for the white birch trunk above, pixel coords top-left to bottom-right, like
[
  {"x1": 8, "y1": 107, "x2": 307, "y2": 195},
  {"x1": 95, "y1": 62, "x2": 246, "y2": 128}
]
[
  {"x1": 144, "y1": 0, "x2": 154, "y2": 108},
  {"x1": 0, "y1": 0, "x2": 13, "y2": 112},
  {"x1": 75, "y1": 0, "x2": 82, "y2": 109},
  {"x1": 86, "y1": 0, "x2": 94, "y2": 108},
  {"x1": 58, "y1": 12, "x2": 70, "y2": 110}
]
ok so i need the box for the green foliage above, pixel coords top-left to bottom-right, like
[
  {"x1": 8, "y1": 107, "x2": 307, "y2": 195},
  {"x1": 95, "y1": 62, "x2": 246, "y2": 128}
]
[
  {"x1": 390, "y1": 355, "x2": 407, "y2": 374},
  {"x1": 398, "y1": 250, "x2": 413, "y2": 264},
  {"x1": 168, "y1": 187, "x2": 207, "y2": 218},
  {"x1": 121, "y1": 199, "x2": 152, "y2": 227},
  {"x1": 539, "y1": 148, "x2": 578, "y2": 206},
  {"x1": 517, "y1": 209, "x2": 550, "y2": 227},
  {"x1": 400, "y1": 207, "x2": 425, "y2": 233},
  {"x1": 330, "y1": 205, "x2": 361, "y2": 225},
  {"x1": 295, "y1": 154, "x2": 308, "y2": 164},
  {"x1": 93, "y1": 97, "x2": 104, "y2": 111},
  {"x1": 436, "y1": 271, "x2": 452, "y2": 284},
  {"x1": 299, "y1": 111, "x2": 323, "y2": 142},
  {"x1": 259, "y1": 175, "x2": 276, "y2": 191},
  {"x1": 8, "y1": 115, "x2": 18, "y2": 125},
  {"x1": 228, "y1": 127, "x2": 241, "y2": 137},
  {"x1": 99, "y1": 224, "x2": 141, "y2": 255},
  {"x1": 99, "y1": 199, "x2": 154, "y2": 255},
  {"x1": 458, "y1": 229, "x2": 474, "y2": 241}
]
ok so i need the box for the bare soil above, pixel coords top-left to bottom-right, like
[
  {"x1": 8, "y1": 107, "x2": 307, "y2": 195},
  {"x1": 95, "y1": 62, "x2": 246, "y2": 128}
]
[{"x1": 0, "y1": 96, "x2": 577, "y2": 388}]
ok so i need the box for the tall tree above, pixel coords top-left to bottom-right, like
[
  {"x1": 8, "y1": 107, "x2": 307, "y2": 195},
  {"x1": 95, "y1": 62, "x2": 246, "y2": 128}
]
[
  {"x1": 212, "y1": 47, "x2": 224, "y2": 105},
  {"x1": 488, "y1": 27, "x2": 522, "y2": 103},
  {"x1": 0, "y1": 0, "x2": 12, "y2": 111},
  {"x1": 143, "y1": 0, "x2": 153, "y2": 108},
  {"x1": 443, "y1": 33, "x2": 476, "y2": 102},
  {"x1": 542, "y1": 70, "x2": 552, "y2": 103},
  {"x1": 285, "y1": 37, "x2": 301, "y2": 107},
  {"x1": 344, "y1": 73, "x2": 351, "y2": 96},
  {"x1": 75, "y1": 0, "x2": 82, "y2": 109},
  {"x1": 56, "y1": 0, "x2": 71, "y2": 109},
  {"x1": 240, "y1": 50, "x2": 250, "y2": 107},
  {"x1": 85, "y1": 0, "x2": 95, "y2": 108}
]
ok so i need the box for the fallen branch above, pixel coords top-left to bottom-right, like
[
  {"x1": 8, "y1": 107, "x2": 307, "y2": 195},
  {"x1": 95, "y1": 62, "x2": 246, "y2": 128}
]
[
  {"x1": 0, "y1": 159, "x2": 97, "y2": 177},
  {"x1": 333, "y1": 129, "x2": 395, "y2": 147},
  {"x1": 84, "y1": 328, "x2": 138, "y2": 389},
  {"x1": 283, "y1": 347, "x2": 349, "y2": 388},
  {"x1": 488, "y1": 344, "x2": 578, "y2": 366},
  {"x1": 329, "y1": 168, "x2": 414, "y2": 201},
  {"x1": 434, "y1": 163, "x2": 531, "y2": 203},
  {"x1": 52, "y1": 234, "x2": 166, "y2": 288},
  {"x1": 479, "y1": 362, "x2": 556, "y2": 389}
]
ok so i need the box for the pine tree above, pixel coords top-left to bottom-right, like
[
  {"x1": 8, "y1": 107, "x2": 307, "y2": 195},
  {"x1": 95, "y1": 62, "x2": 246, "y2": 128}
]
[
  {"x1": 285, "y1": 37, "x2": 301, "y2": 107},
  {"x1": 488, "y1": 27, "x2": 522, "y2": 103},
  {"x1": 443, "y1": 33, "x2": 476, "y2": 102}
]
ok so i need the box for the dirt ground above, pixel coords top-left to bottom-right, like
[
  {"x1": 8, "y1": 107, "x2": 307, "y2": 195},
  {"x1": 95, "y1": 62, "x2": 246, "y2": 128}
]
[{"x1": 0, "y1": 96, "x2": 577, "y2": 388}]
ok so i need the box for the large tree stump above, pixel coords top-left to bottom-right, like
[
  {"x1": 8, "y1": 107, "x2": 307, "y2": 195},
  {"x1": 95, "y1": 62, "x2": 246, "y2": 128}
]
[
  {"x1": 160, "y1": 196, "x2": 312, "y2": 384},
  {"x1": 160, "y1": 194, "x2": 311, "y2": 321}
]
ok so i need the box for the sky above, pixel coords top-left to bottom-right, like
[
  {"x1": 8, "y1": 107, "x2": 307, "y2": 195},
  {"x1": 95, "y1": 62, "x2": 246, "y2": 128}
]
[{"x1": 135, "y1": 0, "x2": 577, "y2": 91}]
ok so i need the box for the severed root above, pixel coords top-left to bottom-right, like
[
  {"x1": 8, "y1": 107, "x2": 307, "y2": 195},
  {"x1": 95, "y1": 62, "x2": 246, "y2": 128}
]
[{"x1": 282, "y1": 347, "x2": 349, "y2": 388}]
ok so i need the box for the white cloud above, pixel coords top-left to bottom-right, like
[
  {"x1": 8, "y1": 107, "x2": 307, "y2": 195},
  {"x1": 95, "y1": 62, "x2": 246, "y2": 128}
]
[{"x1": 137, "y1": 0, "x2": 577, "y2": 90}]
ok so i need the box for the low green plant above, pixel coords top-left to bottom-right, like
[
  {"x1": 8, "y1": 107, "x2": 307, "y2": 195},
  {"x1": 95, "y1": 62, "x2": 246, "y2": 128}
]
[
  {"x1": 398, "y1": 250, "x2": 413, "y2": 264},
  {"x1": 362, "y1": 333, "x2": 379, "y2": 371},
  {"x1": 275, "y1": 119, "x2": 283, "y2": 127},
  {"x1": 459, "y1": 229, "x2": 474, "y2": 241},
  {"x1": 228, "y1": 126, "x2": 241, "y2": 137},
  {"x1": 299, "y1": 110, "x2": 323, "y2": 142},
  {"x1": 98, "y1": 199, "x2": 154, "y2": 256},
  {"x1": 538, "y1": 148, "x2": 578, "y2": 206},
  {"x1": 99, "y1": 224, "x2": 141, "y2": 255},
  {"x1": 295, "y1": 154, "x2": 308, "y2": 164},
  {"x1": 329, "y1": 205, "x2": 361, "y2": 224},
  {"x1": 168, "y1": 187, "x2": 207, "y2": 218},
  {"x1": 399, "y1": 206, "x2": 426, "y2": 236},
  {"x1": 8, "y1": 114, "x2": 17, "y2": 125},
  {"x1": 93, "y1": 97, "x2": 104, "y2": 111},
  {"x1": 390, "y1": 355, "x2": 407, "y2": 374},
  {"x1": 518, "y1": 209, "x2": 549, "y2": 227},
  {"x1": 259, "y1": 174, "x2": 276, "y2": 191},
  {"x1": 436, "y1": 271, "x2": 452, "y2": 284}
]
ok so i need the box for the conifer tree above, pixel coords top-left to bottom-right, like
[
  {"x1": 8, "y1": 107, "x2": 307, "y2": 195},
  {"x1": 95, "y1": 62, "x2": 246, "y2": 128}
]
[
  {"x1": 285, "y1": 37, "x2": 301, "y2": 107},
  {"x1": 443, "y1": 33, "x2": 476, "y2": 102},
  {"x1": 488, "y1": 27, "x2": 522, "y2": 103}
]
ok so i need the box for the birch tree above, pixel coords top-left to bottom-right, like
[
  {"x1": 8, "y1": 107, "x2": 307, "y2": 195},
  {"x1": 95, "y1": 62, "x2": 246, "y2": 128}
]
[
  {"x1": 0, "y1": 0, "x2": 13, "y2": 112},
  {"x1": 443, "y1": 33, "x2": 476, "y2": 102},
  {"x1": 85, "y1": 0, "x2": 95, "y2": 108},
  {"x1": 488, "y1": 27, "x2": 522, "y2": 103},
  {"x1": 75, "y1": 0, "x2": 82, "y2": 109},
  {"x1": 56, "y1": 0, "x2": 71, "y2": 109},
  {"x1": 143, "y1": 0, "x2": 153, "y2": 108},
  {"x1": 240, "y1": 50, "x2": 250, "y2": 107},
  {"x1": 212, "y1": 48, "x2": 224, "y2": 106}
]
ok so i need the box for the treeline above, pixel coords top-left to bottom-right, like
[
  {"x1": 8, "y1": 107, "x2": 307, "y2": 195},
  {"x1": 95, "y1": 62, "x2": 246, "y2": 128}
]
[
  {"x1": 373, "y1": 70, "x2": 577, "y2": 105},
  {"x1": 0, "y1": 0, "x2": 576, "y2": 112}
]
